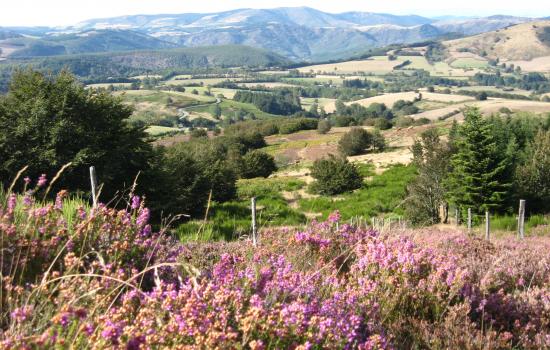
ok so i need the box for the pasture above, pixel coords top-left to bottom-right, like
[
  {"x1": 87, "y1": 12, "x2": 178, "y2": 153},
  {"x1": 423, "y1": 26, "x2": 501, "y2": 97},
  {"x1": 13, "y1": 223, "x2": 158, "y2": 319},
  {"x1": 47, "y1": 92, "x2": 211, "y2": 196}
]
[{"x1": 297, "y1": 56, "x2": 406, "y2": 75}]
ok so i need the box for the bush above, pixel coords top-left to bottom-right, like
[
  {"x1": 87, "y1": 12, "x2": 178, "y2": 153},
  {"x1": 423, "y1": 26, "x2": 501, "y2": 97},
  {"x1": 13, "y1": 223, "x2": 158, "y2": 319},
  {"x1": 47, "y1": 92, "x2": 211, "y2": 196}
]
[
  {"x1": 309, "y1": 155, "x2": 363, "y2": 195},
  {"x1": 374, "y1": 117, "x2": 392, "y2": 130},
  {"x1": 317, "y1": 119, "x2": 332, "y2": 134},
  {"x1": 240, "y1": 150, "x2": 277, "y2": 179},
  {"x1": 189, "y1": 128, "x2": 208, "y2": 139},
  {"x1": 338, "y1": 128, "x2": 371, "y2": 156}
]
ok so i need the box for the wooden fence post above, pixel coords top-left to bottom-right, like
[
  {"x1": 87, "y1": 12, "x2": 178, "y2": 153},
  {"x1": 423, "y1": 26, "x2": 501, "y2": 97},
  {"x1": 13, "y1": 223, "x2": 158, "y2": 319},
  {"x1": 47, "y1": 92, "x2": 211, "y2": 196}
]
[
  {"x1": 89, "y1": 166, "x2": 98, "y2": 208},
  {"x1": 251, "y1": 197, "x2": 257, "y2": 247},
  {"x1": 518, "y1": 199, "x2": 526, "y2": 239},
  {"x1": 467, "y1": 208, "x2": 472, "y2": 233},
  {"x1": 485, "y1": 211, "x2": 490, "y2": 241}
]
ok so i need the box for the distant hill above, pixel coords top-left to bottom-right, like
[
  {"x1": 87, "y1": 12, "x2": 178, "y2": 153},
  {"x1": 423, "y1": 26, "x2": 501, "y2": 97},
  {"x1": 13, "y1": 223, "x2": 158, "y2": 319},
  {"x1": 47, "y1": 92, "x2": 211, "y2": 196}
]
[
  {"x1": 0, "y1": 7, "x2": 538, "y2": 61},
  {"x1": 0, "y1": 45, "x2": 290, "y2": 83},
  {"x1": 4, "y1": 29, "x2": 177, "y2": 58},
  {"x1": 443, "y1": 20, "x2": 550, "y2": 61}
]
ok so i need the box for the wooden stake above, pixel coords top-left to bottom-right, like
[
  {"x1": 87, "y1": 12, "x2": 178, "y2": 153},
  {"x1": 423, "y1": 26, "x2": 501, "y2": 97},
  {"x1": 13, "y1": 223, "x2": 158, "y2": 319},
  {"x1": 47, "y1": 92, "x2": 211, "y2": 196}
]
[
  {"x1": 518, "y1": 199, "x2": 526, "y2": 239},
  {"x1": 467, "y1": 208, "x2": 472, "y2": 233},
  {"x1": 89, "y1": 166, "x2": 98, "y2": 208},
  {"x1": 251, "y1": 197, "x2": 257, "y2": 247},
  {"x1": 485, "y1": 211, "x2": 490, "y2": 241}
]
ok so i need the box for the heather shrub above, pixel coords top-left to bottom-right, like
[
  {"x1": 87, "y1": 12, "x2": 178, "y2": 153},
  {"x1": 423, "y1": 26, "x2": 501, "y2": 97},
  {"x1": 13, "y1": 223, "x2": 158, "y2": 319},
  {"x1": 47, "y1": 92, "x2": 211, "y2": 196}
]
[{"x1": 2, "y1": 181, "x2": 550, "y2": 349}]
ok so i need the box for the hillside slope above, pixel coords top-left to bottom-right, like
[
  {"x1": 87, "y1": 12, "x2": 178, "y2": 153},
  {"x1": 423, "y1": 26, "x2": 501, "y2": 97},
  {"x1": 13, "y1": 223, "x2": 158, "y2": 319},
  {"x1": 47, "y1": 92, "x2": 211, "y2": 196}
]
[
  {"x1": 444, "y1": 20, "x2": 550, "y2": 61},
  {"x1": 0, "y1": 45, "x2": 290, "y2": 88}
]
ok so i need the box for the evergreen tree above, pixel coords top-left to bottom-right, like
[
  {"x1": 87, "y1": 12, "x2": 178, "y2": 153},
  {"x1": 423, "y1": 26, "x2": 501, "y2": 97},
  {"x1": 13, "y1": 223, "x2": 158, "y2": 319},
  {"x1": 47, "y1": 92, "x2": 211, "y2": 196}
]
[{"x1": 447, "y1": 108, "x2": 512, "y2": 214}]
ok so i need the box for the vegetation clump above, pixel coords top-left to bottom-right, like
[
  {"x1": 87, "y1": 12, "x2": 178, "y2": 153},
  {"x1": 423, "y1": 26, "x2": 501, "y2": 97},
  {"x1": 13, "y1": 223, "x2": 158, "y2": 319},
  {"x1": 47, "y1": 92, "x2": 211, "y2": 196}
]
[{"x1": 309, "y1": 155, "x2": 363, "y2": 195}]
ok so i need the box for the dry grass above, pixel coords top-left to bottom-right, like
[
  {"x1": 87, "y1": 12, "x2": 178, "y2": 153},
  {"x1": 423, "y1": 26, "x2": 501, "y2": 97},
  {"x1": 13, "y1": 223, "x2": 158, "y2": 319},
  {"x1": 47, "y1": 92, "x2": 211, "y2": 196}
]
[
  {"x1": 507, "y1": 56, "x2": 550, "y2": 72},
  {"x1": 412, "y1": 98, "x2": 550, "y2": 120},
  {"x1": 297, "y1": 56, "x2": 405, "y2": 75},
  {"x1": 444, "y1": 20, "x2": 550, "y2": 61}
]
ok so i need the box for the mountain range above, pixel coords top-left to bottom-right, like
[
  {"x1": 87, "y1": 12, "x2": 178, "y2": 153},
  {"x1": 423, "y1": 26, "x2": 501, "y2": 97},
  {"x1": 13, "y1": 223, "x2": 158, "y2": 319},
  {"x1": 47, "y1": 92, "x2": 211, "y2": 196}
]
[{"x1": 0, "y1": 7, "x2": 538, "y2": 61}]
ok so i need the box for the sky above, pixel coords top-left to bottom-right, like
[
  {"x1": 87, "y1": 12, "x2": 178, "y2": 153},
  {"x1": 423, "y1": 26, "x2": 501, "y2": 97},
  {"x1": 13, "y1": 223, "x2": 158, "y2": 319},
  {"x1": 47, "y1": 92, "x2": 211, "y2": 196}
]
[{"x1": 1, "y1": 0, "x2": 549, "y2": 27}]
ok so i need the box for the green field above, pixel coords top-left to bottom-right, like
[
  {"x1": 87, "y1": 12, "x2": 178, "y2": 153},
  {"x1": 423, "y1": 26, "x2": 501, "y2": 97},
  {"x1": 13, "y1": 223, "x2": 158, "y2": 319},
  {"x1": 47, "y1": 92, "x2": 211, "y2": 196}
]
[
  {"x1": 176, "y1": 177, "x2": 307, "y2": 241},
  {"x1": 450, "y1": 58, "x2": 489, "y2": 69},
  {"x1": 299, "y1": 164, "x2": 416, "y2": 221}
]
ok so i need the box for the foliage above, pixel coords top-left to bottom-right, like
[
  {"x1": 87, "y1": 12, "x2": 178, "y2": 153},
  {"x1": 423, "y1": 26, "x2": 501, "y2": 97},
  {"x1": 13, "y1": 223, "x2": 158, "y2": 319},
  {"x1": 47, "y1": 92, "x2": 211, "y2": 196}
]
[
  {"x1": 176, "y1": 177, "x2": 306, "y2": 241},
  {"x1": 317, "y1": 119, "x2": 332, "y2": 134},
  {"x1": 447, "y1": 108, "x2": 514, "y2": 215},
  {"x1": 0, "y1": 69, "x2": 156, "y2": 200},
  {"x1": 515, "y1": 130, "x2": 550, "y2": 213},
  {"x1": 300, "y1": 164, "x2": 415, "y2": 220},
  {"x1": 338, "y1": 128, "x2": 385, "y2": 156},
  {"x1": 240, "y1": 150, "x2": 277, "y2": 179},
  {"x1": 309, "y1": 155, "x2": 363, "y2": 195},
  {"x1": 405, "y1": 129, "x2": 451, "y2": 226},
  {"x1": 233, "y1": 89, "x2": 302, "y2": 116}
]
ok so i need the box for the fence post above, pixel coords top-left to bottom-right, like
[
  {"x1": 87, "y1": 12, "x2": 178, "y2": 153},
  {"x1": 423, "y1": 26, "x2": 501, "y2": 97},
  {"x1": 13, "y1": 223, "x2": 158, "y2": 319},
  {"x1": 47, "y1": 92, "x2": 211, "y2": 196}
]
[
  {"x1": 455, "y1": 208, "x2": 459, "y2": 226},
  {"x1": 518, "y1": 199, "x2": 526, "y2": 239},
  {"x1": 467, "y1": 208, "x2": 472, "y2": 233},
  {"x1": 89, "y1": 166, "x2": 98, "y2": 208},
  {"x1": 485, "y1": 211, "x2": 490, "y2": 241},
  {"x1": 251, "y1": 197, "x2": 257, "y2": 247}
]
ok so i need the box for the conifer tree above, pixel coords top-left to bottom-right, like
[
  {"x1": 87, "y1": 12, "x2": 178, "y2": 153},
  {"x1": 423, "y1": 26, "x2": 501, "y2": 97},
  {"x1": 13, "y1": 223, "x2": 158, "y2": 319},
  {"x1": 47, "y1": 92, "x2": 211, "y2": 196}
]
[{"x1": 447, "y1": 108, "x2": 512, "y2": 214}]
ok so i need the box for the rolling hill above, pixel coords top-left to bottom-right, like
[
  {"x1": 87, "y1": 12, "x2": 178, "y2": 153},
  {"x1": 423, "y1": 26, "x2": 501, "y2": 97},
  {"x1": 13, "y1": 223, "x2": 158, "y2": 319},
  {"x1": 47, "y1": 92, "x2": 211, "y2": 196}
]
[
  {"x1": 0, "y1": 7, "x2": 540, "y2": 61},
  {"x1": 0, "y1": 45, "x2": 290, "y2": 90},
  {"x1": 443, "y1": 20, "x2": 550, "y2": 70}
]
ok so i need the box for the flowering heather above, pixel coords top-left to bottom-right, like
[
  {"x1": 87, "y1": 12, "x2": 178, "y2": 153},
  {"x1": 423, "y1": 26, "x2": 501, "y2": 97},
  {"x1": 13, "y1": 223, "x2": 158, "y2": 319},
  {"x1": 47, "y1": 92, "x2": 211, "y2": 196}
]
[{"x1": 1, "y1": 190, "x2": 550, "y2": 349}]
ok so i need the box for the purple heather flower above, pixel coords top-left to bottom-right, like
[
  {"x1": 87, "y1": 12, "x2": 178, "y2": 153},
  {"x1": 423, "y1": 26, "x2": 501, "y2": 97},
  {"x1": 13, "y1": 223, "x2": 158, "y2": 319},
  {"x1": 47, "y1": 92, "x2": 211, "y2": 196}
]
[
  {"x1": 23, "y1": 176, "x2": 31, "y2": 185},
  {"x1": 136, "y1": 208, "x2": 150, "y2": 227},
  {"x1": 131, "y1": 195, "x2": 140, "y2": 210},
  {"x1": 7, "y1": 194, "x2": 16, "y2": 212},
  {"x1": 10, "y1": 306, "x2": 33, "y2": 322},
  {"x1": 37, "y1": 174, "x2": 47, "y2": 188},
  {"x1": 328, "y1": 210, "x2": 340, "y2": 224}
]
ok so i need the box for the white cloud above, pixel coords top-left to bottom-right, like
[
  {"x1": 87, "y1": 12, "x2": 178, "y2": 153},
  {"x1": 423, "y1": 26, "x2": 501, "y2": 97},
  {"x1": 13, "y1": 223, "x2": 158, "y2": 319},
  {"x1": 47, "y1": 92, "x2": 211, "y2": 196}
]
[{"x1": 0, "y1": 0, "x2": 549, "y2": 27}]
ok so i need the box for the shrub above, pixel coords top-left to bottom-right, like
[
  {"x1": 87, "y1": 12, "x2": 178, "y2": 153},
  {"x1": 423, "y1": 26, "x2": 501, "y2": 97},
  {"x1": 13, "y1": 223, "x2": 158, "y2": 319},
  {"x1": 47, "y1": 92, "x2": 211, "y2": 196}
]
[
  {"x1": 338, "y1": 128, "x2": 372, "y2": 156},
  {"x1": 317, "y1": 119, "x2": 332, "y2": 134},
  {"x1": 374, "y1": 117, "x2": 392, "y2": 130},
  {"x1": 338, "y1": 127, "x2": 385, "y2": 156},
  {"x1": 309, "y1": 155, "x2": 363, "y2": 195},
  {"x1": 240, "y1": 150, "x2": 277, "y2": 179},
  {"x1": 189, "y1": 128, "x2": 208, "y2": 139}
]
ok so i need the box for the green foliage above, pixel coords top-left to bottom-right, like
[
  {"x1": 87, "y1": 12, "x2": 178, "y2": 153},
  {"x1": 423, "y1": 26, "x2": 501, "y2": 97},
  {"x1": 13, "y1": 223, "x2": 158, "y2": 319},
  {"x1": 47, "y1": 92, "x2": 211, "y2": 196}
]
[
  {"x1": 447, "y1": 108, "x2": 513, "y2": 214},
  {"x1": 224, "y1": 118, "x2": 317, "y2": 137},
  {"x1": 317, "y1": 119, "x2": 332, "y2": 134},
  {"x1": 233, "y1": 89, "x2": 302, "y2": 116},
  {"x1": 515, "y1": 130, "x2": 550, "y2": 213},
  {"x1": 0, "y1": 69, "x2": 155, "y2": 199},
  {"x1": 177, "y1": 177, "x2": 306, "y2": 241},
  {"x1": 300, "y1": 164, "x2": 416, "y2": 220},
  {"x1": 309, "y1": 155, "x2": 363, "y2": 195},
  {"x1": 189, "y1": 128, "x2": 209, "y2": 139},
  {"x1": 404, "y1": 129, "x2": 451, "y2": 226},
  {"x1": 240, "y1": 150, "x2": 277, "y2": 179},
  {"x1": 338, "y1": 128, "x2": 385, "y2": 156}
]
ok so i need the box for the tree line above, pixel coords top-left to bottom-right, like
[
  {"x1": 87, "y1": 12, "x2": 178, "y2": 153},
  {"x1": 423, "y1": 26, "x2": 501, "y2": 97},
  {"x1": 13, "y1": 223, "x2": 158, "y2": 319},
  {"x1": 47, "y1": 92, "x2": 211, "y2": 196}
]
[
  {"x1": 405, "y1": 108, "x2": 550, "y2": 225},
  {"x1": 0, "y1": 69, "x2": 278, "y2": 222}
]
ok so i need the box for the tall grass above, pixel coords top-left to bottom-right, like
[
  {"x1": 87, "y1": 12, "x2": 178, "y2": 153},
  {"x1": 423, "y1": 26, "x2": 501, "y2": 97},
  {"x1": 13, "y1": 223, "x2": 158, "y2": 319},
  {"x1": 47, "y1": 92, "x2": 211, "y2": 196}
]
[
  {"x1": 176, "y1": 177, "x2": 307, "y2": 241},
  {"x1": 299, "y1": 164, "x2": 416, "y2": 221},
  {"x1": 490, "y1": 214, "x2": 550, "y2": 235}
]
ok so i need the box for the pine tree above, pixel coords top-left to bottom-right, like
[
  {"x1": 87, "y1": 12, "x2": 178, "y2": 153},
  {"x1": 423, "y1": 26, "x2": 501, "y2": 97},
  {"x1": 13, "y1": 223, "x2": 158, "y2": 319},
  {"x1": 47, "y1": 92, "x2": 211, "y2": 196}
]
[{"x1": 447, "y1": 108, "x2": 512, "y2": 214}]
